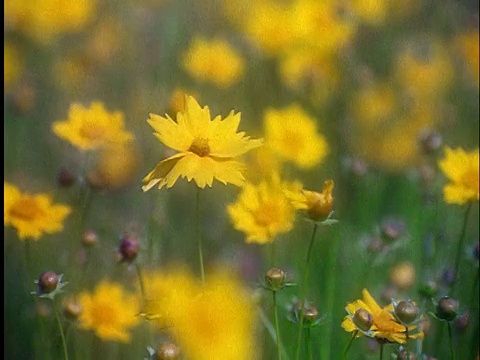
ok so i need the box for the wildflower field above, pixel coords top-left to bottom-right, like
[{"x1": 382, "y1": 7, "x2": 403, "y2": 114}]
[{"x1": 4, "y1": 0, "x2": 480, "y2": 359}]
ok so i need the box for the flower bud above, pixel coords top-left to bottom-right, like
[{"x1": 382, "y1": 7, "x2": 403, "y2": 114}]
[
  {"x1": 119, "y1": 234, "x2": 139, "y2": 262},
  {"x1": 419, "y1": 130, "x2": 442, "y2": 155},
  {"x1": 57, "y1": 167, "x2": 76, "y2": 188},
  {"x1": 155, "y1": 343, "x2": 180, "y2": 360},
  {"x1": 353, "y1": 308, "x2": 373, "y2": 331},
  {"x1": 82, "y1": 230, "x2": 99, "y2": 247},
  {"x1": 63, "y1": 298, "x2": 83, "y2": 321},
  {"x1": 303, "y1": 305, "x2": 319, "y2": 326},
  {"x1": 367, "y1": 237, "x2": 385, "y2": 254},
  {"x1": 454, "y1": 311, "x2": 469, "y2": 332},
  {"x1": 395, "y1": 300, "x2": 418, "y2": 325},
  {"x1": 436, "y1": 296, "x2": 459, "y2": 321},
  {"x1": 265, "y1": 268, "x2": 286, "y2": 291},
  {"x1": 38, "y1": 271, "x2": 59, "y2": 294},
  {"x1": 381, "y1": 218, "x2": 406, "y2": 242}
]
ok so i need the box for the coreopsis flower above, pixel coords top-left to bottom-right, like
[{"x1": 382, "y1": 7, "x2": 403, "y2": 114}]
[
  {"x1": 52, "y1": 102, "x2": 134, "y2": 151},
  {"x1": 342, "y1": 289, "x2": 424, "y2": 344},
  {"x1": 227, "y1": 174, "x2": 299, "y2": 244},
  {"x1": 438, "y1": 147, "x2": 479, "y2": 204},
  {"x1": 4, "y1": 43, "x2": 23, "y2": 91},
  {"x1": 264, "y1": 104, "x2": 328, "y2": 169},
  {"x1": 77, "y1": 280, "x2": 140, "y2": 343},
  {"x1": 287, "y1": 180, "x2": 334, "y2": 221},
  {"x1": 5, "y1": 0, "x2": 96, "y2": 43},
  {"x1": 4, "y1": 182, "x2": 71, "y2": 240},
  {"x1": 182, "y1": 37, "x2": 246, "y2": 88},
  {"x1": 142, "y1": 95, "x2": 263, "y2": 191}
]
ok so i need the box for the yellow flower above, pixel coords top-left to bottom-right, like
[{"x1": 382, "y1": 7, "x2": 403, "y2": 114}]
[
  {"x1": 244, "y1": 145, "x2": 283, "y2": 183},
  {"x1": 5, "y1": 0, "x2": 96, "y2": 43},
  {"x1": 4, "y1": 43, "x2": 24, "y2": 91},
  {"x1": 342, "y1": 289, "x2": 424, "y2": 344},
  {"x1": 182, "y1": 37, "x2": 246, "y2": 88},
  {"x1": 351, "y1": 0, "x2": 388, "y2": 26},
  {"x1": 142, "y1": 95, "x2": 263, "y2": 191},
  {"x1": 4, "y1": 182, "x2": 71, "y2": 240},
  {"x1": 264, "y1": 104, "x2": 328, "y2": 169},
  {"x1": 77, "y1": 280, "x2": 140, "y2": 343},
  {"x1": 438, "y1": 147, "x2": 479, "y2": 204},
  {"x1": 287, "y1": 180, "x2": 334, "y2": 220},
  {"x1": 456, "y1": 30, "x2": 479, "y2": 86},
  {"x1": 389, "y1": 261, "x2": 415, "y2": 290},
  {"x1": 52, "y1": 102, "x2": 134, "y2": 151},
  {"x1": 144, "y1": 267, "x2": 257, "y2": 360},
  {"x1": 227, "y1": 175, "x2": 298, "y2": 244}
]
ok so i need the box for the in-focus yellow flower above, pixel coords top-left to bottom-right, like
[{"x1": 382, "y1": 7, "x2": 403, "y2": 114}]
[
  {"x1": 438, "y1": 147, "x2": 479, "y2": 204},
  {"x1": 287, "y1": 180, "x2": 334, "y2": 220},
  {"x1": 52, "y1": 102, "x2": 134, "y2": 151},
  {"x1": 143, "y1": 267, "x2": 257, "y2": 360},
  {"x1": 142, "y1": 95, "x2": 263, "y2": 191},
  {"x1": 77, "y1": 280, "x2": 140, "y2": 343},
  {"x1": 342, "y1": 289, "x2": 424, "y2": 344},
  {"x1": 4, "y1": 182, "x2": 71, "y2": 240},
  {"x1": 4, "y1": 43, "x2": 24, "y2": 91},
  {"x1": 5, "y1": 0, "x2": 96, "y2": 43},
  {"x1": 182, "y1": 37, "x2": 246, "y2": 88},
  {"x1": 264, "y1": 104, "x2": 328, "y2": 169},
  {"x1": 227, "y1": 175, "x2": 298, "y2": 244}
]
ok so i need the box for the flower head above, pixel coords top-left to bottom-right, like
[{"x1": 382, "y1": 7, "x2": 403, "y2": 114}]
[
  {"x1": 142, "y1": 95, "x2": 262, "y2": 191},
  {"x1": 264, "y1": 104, "x2": 328, "y2": 169},
  {"x1": 52, "y1": 102, "x2": 134, "y2": 151},
  {"x1": 4, "y1": 182, "x2": 71, "y2": 240},
  {"x1": 438, "y1": 146, "x2": 479, "y2": 204},
  {"x1": 77, "y1": 280, "x2": 140, "y2": 343},
  {"x1": 287, "y1": 180, "x2": 334, "y2": 221},
  {"x1": 182, "y1": 37, "x2": 245, "y2": 88},
  {"x1": 227, "y1": 174, "x2": 298, "y2": 244},
  {"x1": 342, "y1": 289, "x2": 424, "y2": 344}
]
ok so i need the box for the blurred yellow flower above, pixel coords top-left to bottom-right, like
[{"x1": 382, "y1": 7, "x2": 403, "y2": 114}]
[
  {"x1": 351, "y1": 0, "x2": 388, "y2": 26},
  {"x1": 5, "y1": 0, "x2": 96, "y2": 43},
  {"x1": 4, "y1": 43, "x2": 23, "y2": 91},
  {"x1": 351, "y1": 81, "x2": 396, "y2": 127},
  {"x1": 342, "y1": 289, "x2": 423, "y2": 343},
  {"x1": 182, "y1": 37, "x2": 246, "y2": 88},
  {"x1": 456, "y1": 30, "x2": 479, "y2": 86},
  {"x1": 52, "y1": 102, "x2": 134, "y2": 151},
  {"x1": 87, "y1": 142, "x2": 141, "y2": 190},
  {"x1": 244, "y1": 145, "x2": 282, "y2": 183},
  {"x1": 77, "y1": 280, "x2": 140, "y2": 343},
  {"x1": 264, "y1": 104, "x2": 328, "y2": 169},
  {"x1": 143, "y1": 267, "x2": 257, "y2": 360},
  {"x1": 438, "y1": 147, "x2": 479, "y2": 204},
  {"x1": 142, "y1": 95, "x2": 263, "y2": 191},
  {"x1": 287, "y1": 180, "x2": 334, "y2": 221},
  {"x1": 168, "y1": 88, "x2": 199, "y2": 116},
  {"x1": 389, "y1": 261, "x2": 416, "y2": 290},
  {"x1": 4, "y1": 182, "x2": 71, "y2": 240},
  {"x1": 227, "y1": 175, "x2": 298, "y2": 244}
]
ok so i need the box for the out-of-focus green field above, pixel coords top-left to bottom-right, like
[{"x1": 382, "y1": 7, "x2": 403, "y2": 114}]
[{"x1": 4, "y1": 0, "x2": 479, "y2": 359}]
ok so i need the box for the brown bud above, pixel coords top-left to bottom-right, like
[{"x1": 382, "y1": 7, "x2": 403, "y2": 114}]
[
  {"x1": 38, "y1": 271, "x2": 59, "y2": 294},
  {"x1": 155, "y1": 343, "x2": 180, "y2": 360},
  {"x1": 57, "y1": 167, "x2": 76, "y2": 188},
  {"x1": 395, "y1": 300, "x2": 418, "y2": 325},
  {"x1": 353, "y1": 308, "x2": 373, "y2": 331},
  {"x1": 436, "y1": 296, "x2": 459, "y2": 321},
  {"x1": 397, "y1": 349, "x2": 417, "y2": 360},
  {"x1": 119, "y1": 234, "x2": 139, "y2": 262},
  {"x1": 82, "y1": 230, "x2": 99, "y2": 247},
  {"x1": 63, "y1": 298, "x2": 83, "y2": 320},
  {"x1": 265, "y1": 268, "x2": 286, "y2": 291}
]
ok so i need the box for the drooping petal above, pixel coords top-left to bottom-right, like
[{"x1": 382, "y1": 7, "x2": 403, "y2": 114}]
[{"x1": 142, "y1": 153, "x2": 187, "y2": 191}]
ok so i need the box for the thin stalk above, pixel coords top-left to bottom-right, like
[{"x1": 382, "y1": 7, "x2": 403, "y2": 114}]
[
  {"x1": 273, "y1": 291, "x2": 282, "y2": 360},
  {"x1": 195, "y1": 188, "x2": 205, "y2": 284},
  {"x1": 53, "y1": 300, "x2": 69, "y2": 360},
  {"x1": 379, "y1": 342, "x2": 384, "y2": 360},
  {"x1": 135, "y1": 263, "x2": 155, "y2": 346},
  {"x1": 295, "y1": 223, "x2": 319, "y2": 360},
  {"x1": 306, "y1": 328, "x2": 313, "y2": 360},
  {"x1": 451, "y1": 202, "x2": 472, "y2": 295},
  {"x1": 258, "y1": 307, "x2": 289, "y2": 360},
  {"x1": 271, "y1": 241, "x2": 276, "y2": 267},
  {"x1": 447, "y1": 322, "x2": 456, "y2": 360},
  {"x1": 343, "y1": 331, "x2": 357, "y2": 359}
]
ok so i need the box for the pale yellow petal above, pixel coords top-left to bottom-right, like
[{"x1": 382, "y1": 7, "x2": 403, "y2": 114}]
[
  {"x1": 142, "y1": 153, "x2": 187, "y2": 191},
  {"x1": 148, "y1": 113, "x2": 194, "y2": 151}
]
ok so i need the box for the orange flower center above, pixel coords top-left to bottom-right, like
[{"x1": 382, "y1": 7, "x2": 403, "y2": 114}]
[
  {"x1": 9, "y1": 197, "x2": 44, "y2": 221},
  {"x1": 462, "y1": 168, "x2": 479, "y2": 192},
  {"x1": 80, "y1": 124, "x2": 105, "y2": 141},
  {"x1": 90, "y1": 301, "x2": 116, "y2": 326},
  {"x1": 281, "y1": 132, "x2": 302, "y2": 153},
  {"x1": 254, "y1": 201, "x2": 281, "y2": 227},
  {"x1": 188, "y1": 138, "x2": 210, "y2": 157}
]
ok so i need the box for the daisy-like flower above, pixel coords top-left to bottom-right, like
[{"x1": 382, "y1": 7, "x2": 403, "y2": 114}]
[
  {"x1": 438, "y1": 146, "x2": 479, "y2": 204},
  {"x1": 142, "y1": 95, "x2": 263, "y2": 191},
  {"x1": 342, "y1": 289, "x2": 424, "y2": 344},
  {"x1": 4, "y1": 182, "x2": 71, "y2": 240},
  {"x1": 227, "y1": 174, "x2": 299, "y2": 244},
  {"x1": 264, "y1": 104, "x2": 328, "y2": 169},
  {"x1": 182, "y1": 37, "x2": 246, "y2": 88},
  {"x1": 52, "y1": 102, "x2": 134, "y2": 151},
  {"x1": 77, "y1": 280, "x2": 140, "y2": 343},
  {"x1": 287, "y1": 180, "x2": 334, "y2": 221}
]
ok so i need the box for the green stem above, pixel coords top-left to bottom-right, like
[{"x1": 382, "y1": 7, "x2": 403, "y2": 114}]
[
  {"x1": 135, "y1": 263, "x2": 146, "y2": 300},
  {"x1": 273, "y1": 291, "x2": 282, "y2": 360},
  {"x1": 447, "y1": 322, "x2": 456, "y2": 360},
  {"x1": 343, "y1": 331, "x2": 357, "y2": 359},
  {"x1": 451, "y1": 202, "x2": 472, "y2": 296},
  {"x1": 257, "y1": 307, "x2": 289, "y2": 360},
  {"x1": 295, "y1": 223, "x2": 318, "y2": 360},
  {"x1": 195, "y1": 188, "x2": 205, "y2": 284},
  {"x1": 271, "y1": 241, "x2": 276, "y2": 267},
  {"x1": 306, "y1": 328, "x2": 312, "y2": 360},
  {"x1": 53, "y1": 300, "x2": 69, "y2": 360},
  {"x1": 379, "y1": 342, "x2": 384, "y2": 360}
]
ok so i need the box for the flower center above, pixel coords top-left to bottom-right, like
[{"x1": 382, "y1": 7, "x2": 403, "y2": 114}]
[
  {"x1": 188, "y1": 138, "x2": 210, "y2": 157},
  {"x1": 80, "y1": 124, "x2": 105, "y2": 141},
  {"x1": 254, "y1": 202, "x2": 280, "y2": 227},
  {"x1": 91, "y1": 301, "x2": 116, "y2": 327},
  {"x1": 462, "y1": 168, "x2": 479, "y2": 193},
  {"x1": 9, "y1": 197, "x2": 44, "y2": 221}
]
